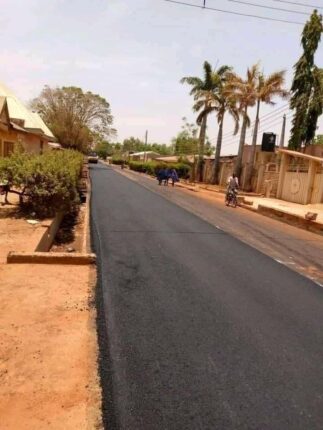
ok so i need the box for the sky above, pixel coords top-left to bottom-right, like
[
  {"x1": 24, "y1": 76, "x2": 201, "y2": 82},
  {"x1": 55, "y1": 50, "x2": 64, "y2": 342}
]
[{"x1": 0, "y1": 0, "x2": 322, "y2": 155}]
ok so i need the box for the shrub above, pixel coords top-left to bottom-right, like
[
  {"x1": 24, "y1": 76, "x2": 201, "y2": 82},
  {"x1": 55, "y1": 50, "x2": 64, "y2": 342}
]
[
  {"x1": 0, "y1": 149, "x2": 84, "y2": 217},
  {"x1": 111, "y1": 157, "x2": 126, "y2": 165},
  {"x1": 128, "y1": 161, "x2": 191, "y2": 178}
]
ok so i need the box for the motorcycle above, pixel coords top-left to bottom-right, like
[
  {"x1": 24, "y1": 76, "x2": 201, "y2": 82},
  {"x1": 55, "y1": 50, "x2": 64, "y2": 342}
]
[{"x1": 225, "y1": 188, "x2": 238, "y2": 208}]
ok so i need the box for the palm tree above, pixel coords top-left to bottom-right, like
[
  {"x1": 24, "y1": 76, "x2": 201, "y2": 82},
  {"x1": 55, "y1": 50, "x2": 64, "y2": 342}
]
[
  {"x1": 181, "y1": 61, "x2": 219, "y2": 182},
  {"x1": 197, "y1": 67, "x2": 239, "y2": 184},
  {"x1": 244, "y1": 70, "x2": 288, "y2": 190},
  {"x1": 226, "y1": 64, "x2": 259, "y2": 180}
]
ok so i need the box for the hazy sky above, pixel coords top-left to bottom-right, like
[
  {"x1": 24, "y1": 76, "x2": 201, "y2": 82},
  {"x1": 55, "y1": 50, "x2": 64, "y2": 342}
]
[{"x1": 0, "y1": 0, "x2": 322, "y2": 154}]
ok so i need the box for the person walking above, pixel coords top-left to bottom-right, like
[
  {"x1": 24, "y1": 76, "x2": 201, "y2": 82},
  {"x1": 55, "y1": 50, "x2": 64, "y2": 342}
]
[
  {"x1": 170, "y1": 168, "x2": 179, "y2": 187},
  {"x1": 156, "y1": 168, "x2": 165, "y2": 186}
]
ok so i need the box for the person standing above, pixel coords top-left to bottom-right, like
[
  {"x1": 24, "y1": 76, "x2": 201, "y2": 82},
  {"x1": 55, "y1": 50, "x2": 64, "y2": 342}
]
[{"x1": 0, "y1": 178, "x2": 9, "y2": 206}]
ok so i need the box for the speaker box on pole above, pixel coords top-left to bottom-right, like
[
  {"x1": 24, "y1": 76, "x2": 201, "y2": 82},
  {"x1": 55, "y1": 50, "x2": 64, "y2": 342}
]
[{"x1": 261, "y1": 133, "x2": 276, "y2": 152}]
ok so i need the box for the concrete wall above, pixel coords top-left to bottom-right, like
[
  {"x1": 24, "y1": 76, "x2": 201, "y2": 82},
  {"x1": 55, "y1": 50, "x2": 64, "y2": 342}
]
[{"x1": 304, "y1": 145, "x2": 323, "y2": 158}]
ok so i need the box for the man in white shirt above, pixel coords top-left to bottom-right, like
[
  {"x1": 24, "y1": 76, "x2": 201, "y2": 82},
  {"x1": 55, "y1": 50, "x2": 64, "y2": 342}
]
[{"x1": 227, "y1": 173, "x2": 239, "y2": 191}]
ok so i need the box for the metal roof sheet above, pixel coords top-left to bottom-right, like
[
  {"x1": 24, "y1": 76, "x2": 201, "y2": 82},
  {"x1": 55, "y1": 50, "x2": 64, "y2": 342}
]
[{"x1": 0, "y1": 82, "x2": 55, "y2": 139}]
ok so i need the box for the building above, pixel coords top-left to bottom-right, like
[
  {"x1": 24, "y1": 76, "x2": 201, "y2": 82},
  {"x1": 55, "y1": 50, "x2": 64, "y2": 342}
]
[{"x1": 0, "y1": 82, "x2": 56, "y2": 157}]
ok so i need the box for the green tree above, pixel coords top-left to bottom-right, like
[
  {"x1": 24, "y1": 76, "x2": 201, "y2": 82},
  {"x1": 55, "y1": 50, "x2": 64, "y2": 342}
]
[
  {"x1": 197, "y1": 66, "x2": 239, "y2": 184},
  {"x1": 122, "y1": 137, "x2": 144, "y2": 152},
  {"x1": 172, "y1": 118, "x2": 199, "y2": 157},
  {"x1": 226, "y1": 64, "x2": 259, "y2": 179},
  {"x1": 30, "y1": 86, "x2": 116, "y2": 153},
  {"x1": 150, "y1": 143, "x2": 174, "y2": 156},
  {"x1": 289, "y1": 10, "x2": 323, "y2": 150},
  {"x1": 314, "y1": 134, "x2": 323, "y2": 144},
  {"x1": 245, "y1": 69, "x2": 288, "y2": 190},
  {"x1": 94, "y1": 140, "x2": 116, "y2": 159},
  {"x1": 181, "y1": 61, "x2": 220, "y2": 181}
]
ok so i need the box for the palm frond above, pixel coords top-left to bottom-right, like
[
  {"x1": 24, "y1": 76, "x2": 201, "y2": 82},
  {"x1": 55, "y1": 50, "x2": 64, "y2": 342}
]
[
  {"x1": 259, "y1": 70, "x2": 289, "y2": 103},
  {"x1": 217, "y1": 65, "x2": 232, "y2": 77},
  {"x1": 196, "y1": 105, "x2": 216, "y2": 125},
  {"x1": 203, "y1": 61, "x2": 213, "y2": 89},
  {"x1": 180, "y1": 76, "x2": 204, "y2": 89}
]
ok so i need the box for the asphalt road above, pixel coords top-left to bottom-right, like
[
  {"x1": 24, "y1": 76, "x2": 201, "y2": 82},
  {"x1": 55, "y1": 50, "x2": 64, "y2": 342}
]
[{"x1": 91, "y1": 163, "x2": 323, "y2": 430}]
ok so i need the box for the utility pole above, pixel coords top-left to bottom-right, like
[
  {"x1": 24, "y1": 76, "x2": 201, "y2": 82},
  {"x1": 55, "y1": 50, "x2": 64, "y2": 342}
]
[
  {"x1": 144, "y1": 130, "x2": 148, "y2": 162},
  {"x1": 279, "y1": 114, "x2": 286, "y2": 148}
]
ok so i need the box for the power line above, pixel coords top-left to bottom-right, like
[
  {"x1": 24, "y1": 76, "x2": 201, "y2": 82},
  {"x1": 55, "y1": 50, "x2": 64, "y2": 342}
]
[
  {"x1": 271, "y1": 0, "x2": 323, "y2": 10},
  {"x1": 225, "y1": 0, "x2": 310, "y2": 15},
  {"x1": 209, "y1": 104, "x2": 290, "y2": 142},
  {"x1": 219, "y1": 113, "x2": 292, "y2": 147},
  {"x1": 257, "y1": 112, "x2": 293, "y2": 132},
  {"x1": 163, "y1": 0, "x2": 305, "y2": 25}
]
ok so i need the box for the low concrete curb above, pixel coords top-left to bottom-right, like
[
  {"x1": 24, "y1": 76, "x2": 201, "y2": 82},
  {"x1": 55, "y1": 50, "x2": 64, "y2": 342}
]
[
  {"x1": 7, "y1": 251, "x2": 96, "y2": 265},
  {"x1": 82, "y1": 172, "x2": 92, "y2": 254},
  {"x1": 240, "y1": 202, "x2": 323, "y2": 235},
  {"x1": 257, "y1": 205, "x2": 323, "y2": 235},
  {"x1": 35, "y1": 212, "x2": 65, "y2": 252}
]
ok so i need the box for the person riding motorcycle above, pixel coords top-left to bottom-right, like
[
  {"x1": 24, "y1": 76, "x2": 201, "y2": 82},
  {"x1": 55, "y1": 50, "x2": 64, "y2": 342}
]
[{"x1": 226, "y1": 173, "x2": 239, "y2": 203}]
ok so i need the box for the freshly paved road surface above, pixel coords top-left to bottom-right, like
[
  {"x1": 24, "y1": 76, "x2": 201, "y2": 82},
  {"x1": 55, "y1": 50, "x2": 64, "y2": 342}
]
[{"x1": 91, "y1": 163, "x2": 323, "y2": 430}]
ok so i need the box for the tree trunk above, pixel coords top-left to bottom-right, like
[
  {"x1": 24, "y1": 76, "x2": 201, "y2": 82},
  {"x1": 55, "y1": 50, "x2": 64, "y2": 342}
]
[
  {"x1": 197, "y1": 113, "x2": 207, "y2": 182},
  {"x1": 244, "y1": 100, "x2": 260, "y2": 191},
  {"x1": 212, "y1": 115, "x2": 224, "y2": 185},
  {"x1": 234, "y1": 107, "x2": 248, "y2": 180}
]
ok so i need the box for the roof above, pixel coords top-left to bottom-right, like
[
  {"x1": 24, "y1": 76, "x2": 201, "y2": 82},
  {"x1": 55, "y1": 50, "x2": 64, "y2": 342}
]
[
  {"x1": 0, "y1": 96, "x2": 10, "y2": 122},
  {"x1": 155, "y1": 156, "x2": 179, "y2": 162},
  {"x1": 0, "y1": 96, "x2": 6, "y2": 113},
  {"x1": 278, "y1": 148, "x2": 323, "y2": 163},
  {"x1": 130, "y1": 151, "x2": 160, "y2": 156},
  {"x1": 155, "y1": 155, "x2": 215, "y2": 163},
  {"x1": 0, "y1": 82, "x2": 55, "y2": 139},
  {"x1": 48, "y1": 142, "x2": 62, "y2": 149}
]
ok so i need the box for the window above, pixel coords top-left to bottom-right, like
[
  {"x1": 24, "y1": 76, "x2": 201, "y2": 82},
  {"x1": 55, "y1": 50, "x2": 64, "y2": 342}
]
[{"x1": 4, "y1": 141, "x2": 14, "y2": 157}]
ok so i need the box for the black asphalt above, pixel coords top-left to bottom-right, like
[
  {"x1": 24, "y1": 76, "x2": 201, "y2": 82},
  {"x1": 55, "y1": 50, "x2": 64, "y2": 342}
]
[{"x1": 91, "y1": 163, "x2": 323, "y2": 430}]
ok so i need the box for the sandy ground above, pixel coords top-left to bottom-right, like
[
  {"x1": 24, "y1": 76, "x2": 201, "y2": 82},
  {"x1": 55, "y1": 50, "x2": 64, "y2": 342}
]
[{"x1": 0, "y1": 201, "x2": 102, "y2": 429}]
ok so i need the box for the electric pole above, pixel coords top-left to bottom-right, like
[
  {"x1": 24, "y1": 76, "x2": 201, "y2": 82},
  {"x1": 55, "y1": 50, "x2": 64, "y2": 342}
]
[
  {"x1": 279, "y1": 114, "x2": 286, "y2": 148},
  {"x1": 144, "y1": 130, "x2": 148, "y2": 162}
]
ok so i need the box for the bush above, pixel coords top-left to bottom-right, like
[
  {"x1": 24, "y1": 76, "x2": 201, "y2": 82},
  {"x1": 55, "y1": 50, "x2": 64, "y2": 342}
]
[
  {"x1": 111, "y1": 157, "x2": 127, "y2": 165},
  {"x1": 0, "y1": 149, "x2": 84, "y2": 217},
  {"x1": 128, "y1": 161, "x2": 191, "y2": 179}
]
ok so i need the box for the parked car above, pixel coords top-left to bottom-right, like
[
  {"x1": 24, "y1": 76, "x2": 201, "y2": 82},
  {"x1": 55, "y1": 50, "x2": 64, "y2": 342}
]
[{"x1": 88, "y1": 152, "x2": 99, "y2": 164}]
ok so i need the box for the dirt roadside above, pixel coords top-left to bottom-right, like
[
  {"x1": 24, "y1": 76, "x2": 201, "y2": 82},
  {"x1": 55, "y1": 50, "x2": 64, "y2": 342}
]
[{"x1": 0, "y1": 206, "x2": 102, "y2": 428}]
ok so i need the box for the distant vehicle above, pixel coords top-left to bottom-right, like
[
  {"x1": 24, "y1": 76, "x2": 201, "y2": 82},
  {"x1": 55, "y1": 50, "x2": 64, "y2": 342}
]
[{"x1": 88, "y1": 152, "x2": 99, "y2": 164}]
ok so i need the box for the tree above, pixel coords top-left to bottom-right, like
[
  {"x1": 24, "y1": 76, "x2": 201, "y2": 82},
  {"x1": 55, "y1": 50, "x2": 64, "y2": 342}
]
[
  {"x1": 94, "y1": 140, "x2": 116, "y2": 159},
  {"x1": 197, "y1": 66, "x2": 239, "y2": 184},
  {"x1": 181, "y1": 61, "x2": 220, "y2": 181},
  {"x1": 226, "y1": 64, "x2": 259, "y2": 179},
  {"x1": 289, "y1": 10, "x2": 323, "y2": 150},
  {"x1": 30, "y1": 86, "x2": 116, "y2": 153},
  {"x1": 314, "y1": 134, "x2": 323, "y2": 144},
  {"x1": 172, "y1": 117, "x2": 199, "y2": 157},
  {"x1": 122, "y1": 137, "x2": 144, "y2": 152},
  {"x1": 244, "y1": 69, "x2": 288, "y2": 190}
]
